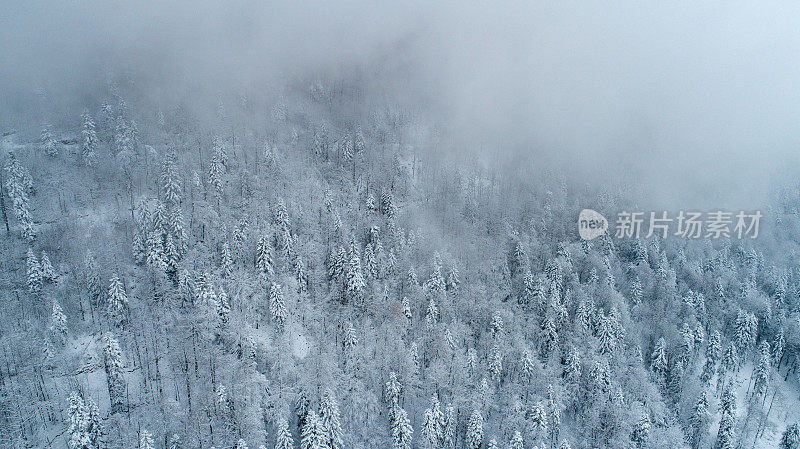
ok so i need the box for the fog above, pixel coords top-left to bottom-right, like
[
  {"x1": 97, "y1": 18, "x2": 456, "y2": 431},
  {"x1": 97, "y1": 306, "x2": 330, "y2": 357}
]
[{"x1": 3, "y1": 0, "x2": 800, "y2": 209}]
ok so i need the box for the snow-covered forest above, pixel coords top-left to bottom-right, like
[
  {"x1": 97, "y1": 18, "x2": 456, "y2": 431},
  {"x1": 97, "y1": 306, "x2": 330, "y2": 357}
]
[{"x1": 3, "y1": 2, "x2": 800, "y2": 449}]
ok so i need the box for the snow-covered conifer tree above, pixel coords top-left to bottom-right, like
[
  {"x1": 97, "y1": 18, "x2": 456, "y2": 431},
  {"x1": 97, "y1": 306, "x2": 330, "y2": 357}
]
[
  {"x1": 140, "y1": 429, "x2": 155, "y2": 449},
  {"x1": 320, "y1": 389, "x2": 344, "y2": 449},
  {"x1": 220, "y1": 242, "x2": 233, "y2": 278},
  {"x1": 26, "y1": 248, "x2": 42, "y2": 294},
  {"x1": 275, "y1": 418, "x2": 295, "y2": 449},
  {"x1": 301, "y1": 410, "x2": 328, "y2": 449},
  {"x1": 107, "y1": 275, "x2": 128, "y2": 327},
  {"x1": 81, "y1": 111, "x2": 97, "y2": 165},
  {"x1": 465, "y1": 409, "x2": 483, "y2": 449},
  {"x1": 103, "y1": 334, "x2": 126, "y2": 413},
  {"x1": 391, "y1": 406, "x2": 413, "y2": 449},
  {"x1": 41, "y1": 125, "x2": 58, "y2": 156},
  {"x1": 50, "y1": 300, "x2": 68, "y2": 346},
  {"x1": 40, "y1": 251, "x2": 55, "y2": 281}
]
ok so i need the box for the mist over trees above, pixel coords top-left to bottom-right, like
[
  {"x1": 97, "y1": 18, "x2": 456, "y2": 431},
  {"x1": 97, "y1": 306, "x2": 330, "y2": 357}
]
[{"x1": 3, "y1": 2, "x2": 800, "y2": 449}]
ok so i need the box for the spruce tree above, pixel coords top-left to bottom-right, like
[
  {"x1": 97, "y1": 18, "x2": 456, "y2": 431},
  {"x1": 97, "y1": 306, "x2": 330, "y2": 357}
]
[
  {"x1": 67, "y1": 391, "x2": 101, "y2": 449},
  {"x1": 753, "y1": 341, "x2": 770, "y2": 398},
  {"x1": 391, "y1": 406, "x2": 413, "y2": 449},
  {"x1": 301, "y1": 410, "x2": 327, "y2": 449},
  {"x1": 81, "y1": 111, "x2": 97, "y2": 166},
  {"x1": 26, "y1": 248, "x2": 42, "y2": 294},
  {"x1": 107, "y1": 275, "x2": 128, "y2": 327},
  {"x1": 141, "y1": 429, "x2": 155, "y2": 449},
  {"x1": 40, "y1": 250, "x2": 55, "y2": 281},
  {"x1": 782, "y1": 423, "x2": 800, "y2": 449},
  {"x1": 221, "y1": 242, "x2": 233, "y2": 278},
  {"x1": 443, "y1": 406, "x2": 456, "y2": 449},
  {"x1": 320, "y1": 389, "x2": 344, "y2": 449},
  {"x1": 255, "y1": 235, "x2": 274, "y2": 278},
  {"x1": 509, "y1": 431, "x2": 524, "y2": 449},
  {"x1": 162, "y1": 156, "x2": 182, "y2": 206},
  {"x1": 420, "y1": 408, "x2": 441, "y2": 449},
  {"x1": 269, "y1": 283, "x2": 287, "y2": 330},
  {"x1": 50, "y1": 300, "x2": 68, "y2": 346},
  {"x1": 103, "y1": 334, "x2": 126, "y2": 413},
  {"x1": 275, "y1": 417, "x2": 295, "y2": 449},
  {"x1": 651, "y1": 337, "x2": 668, "y2": 377},
  {"x1": 41, "y1": 125, "x2": 58, "y2": 156},
  {"x1": 465, "y1": 409, "x2": 483, "y2": 449}
]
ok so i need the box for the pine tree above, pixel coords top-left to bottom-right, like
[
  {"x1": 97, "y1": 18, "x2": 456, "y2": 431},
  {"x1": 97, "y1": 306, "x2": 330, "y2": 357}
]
[
  {"x1": 40, "y1": 250, "x2": 55, "y2": 281},
  {"x1": 6, "y1": 154, "x2": 36, "y2": 241},
  {"x1": 391, "y1": 406, "x2": 413, "y2": 449},
  {"x1": 446, "y1": 263, "x2": 460, "y2": 290},
  {"x1": 217, "y1": 288, "x2": 231, "y2": 326},
  {"x1": 420, "y1": 408, "x2": 441, "y2": 449},
  {"x1": 426, "y1": 297, "x2": 439, "y2": 324},
  {"x1": 689, "y1": 391, "x2": 709, "y2": 449},
  {"x1": 401, "y1": 297, "x2": 412, "y2": 323},
  {"x1": 363, "y1": 244, "x2": 377, "y2": 280},
  {"x1": 208, "y1": 152, "x2": 224, "y2": 202},
  {"x1": 386, "y1": 372, "x2": 402, "y2": 409},
  {"x1": 170, "y1": 208, "x2": 188, "y2": 256},
  {"x1": 753, "y1": 341, "x2": 770, "y2": 398},
  {"x1": 425, "y1": 257, "x2": 446, "y2": 298},
  {"x1": 380, "y1": 190, "x2": 396, "y2": 218},
  {"x1": 269, "y1": 283, "x2": 287, "y2": 330},
  {"x1": 539, "y1": 316, "x2": 558, "y2": 357},
  {"x1": 631, "y1": 415, "x2": 650, "y2": 448},
  {"x1": 146, "y1": 229, "x2": 167, "y2": 272},
  {"x1": 26, "y1": 248, "x2": 42, "y2": 294},
  {"x1": 162, "y1": 156, "x2": 182, "y2": 206},
  {"x1": 255, "y1": 235, "x2": 274, "y2": 278},
  {"x1": 774, "y1": 328, "x2": 785, "y2": 367},
  {"x1": 597, "y1": 313, "x2": 617, "y2": 355},
  {"x1": 720, "y1": 385, "x2": 736, "y2": 417},
  {"x1": 107, "y1": 275, "x2": 128, "y2": 327},
  {"x1": 782, "y1": 423, "x2": 800, "y2": 449},
  {"x1": 81, "y1": 111, "x2": 97, "y2": 166},
  {"x1": 522, "y1": 350, "x2": 538, "y2": 381},
  {"x1": 50, "y1": 300, "x2": 68, "y2": 346},
  {"x1": 103, "y1": 334, "x2": 126, "y2": 413},
  {"x1": 295, "y1": 255, "x2": 308, "y2": 293},
  {"x1": 221, "y1": 242, "x2": 233, "y2": 278},
  {"x1": 344, "y1": 239, "x2": 365, "y2": 305},
  {"x1": 491, "y1": 312, "x2": 504, "y2": 337},
  {"x1": 443, "y1": 406, "x2": 456, "y2": 449},
  {"x1": 715, "y1": 411, "x2": 735, "y2": 449},
  {"x1": 529, "y1": 402, "x2": 548, "y2": 442},
  {"x1": 489, "y1": 345, "x2": 503, "y2": 382},
  {"x1": 164, "y1": 233, "x2": 180, "y2": 273},
  {"x1": 141, "y1": 429, "x2": 155, "y2": 449},
  {"x1": 651, "y1": 337, "x2": 668, "y2": 377},
  {"x1": 275, "y1": 418, "x2": 295, "y2": 449},
  {"x1": 509, "y1": 431, "x2": 524, "y2": 449},
  {"x1": 343, "y1": 320, "x2": 358, "y2": 350},
  {"x1": 67, "y1": 391, "x2": 101, "y2": 449},
  {"x1": 735, "y1": 309, "x2": 756, "y2": 356},
  {"x1": 41, "y1": 125, "x2": 58, "y2": 156},
  {"x1": 465, "y1": 409, "x2": 483, "y2": 449},
  {"x1": 702, "y1": 330, "x2": 721, "y2": 383},
  {"x1": 721, "y1": 341, "x2": 739, "y2": 375},
  {"x1": 562, "y1": 347, "x2": 581, "y2": 382},
  {"x1": 320, "y1": 389, "x2": 344, "y2": 449}
]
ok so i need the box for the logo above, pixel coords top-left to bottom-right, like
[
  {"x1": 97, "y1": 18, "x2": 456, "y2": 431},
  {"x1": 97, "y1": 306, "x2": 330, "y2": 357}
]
[{"x1": 578, "y1": 209, "x2": 608, "y2": 240}]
